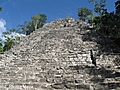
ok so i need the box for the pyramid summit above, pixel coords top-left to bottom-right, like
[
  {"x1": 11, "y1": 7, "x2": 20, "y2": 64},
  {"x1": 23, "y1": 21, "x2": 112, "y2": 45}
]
[{"x1": 0, "y1": 18, "x2": 120, "y2": 90}]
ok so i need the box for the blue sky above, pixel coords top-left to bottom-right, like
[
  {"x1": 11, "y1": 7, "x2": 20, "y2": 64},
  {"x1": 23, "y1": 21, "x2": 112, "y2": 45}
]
[{"x1": 0, "y1": 0, "x2": 117, "y2": 37}]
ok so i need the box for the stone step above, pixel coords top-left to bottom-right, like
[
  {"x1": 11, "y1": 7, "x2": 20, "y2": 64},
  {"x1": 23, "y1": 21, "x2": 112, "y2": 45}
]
[
  {"x1": 100, "y1": 82, "x2": 120, "y2": 89},
  {"x1": 0, "y1": 83, "x2": 51, "y2": 89},
  {"x1": 51, "y1": 83, "x2": 90, "y2": 89}
]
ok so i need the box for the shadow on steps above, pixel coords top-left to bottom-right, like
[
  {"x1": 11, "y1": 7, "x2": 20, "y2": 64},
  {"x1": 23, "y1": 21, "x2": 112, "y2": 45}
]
[{"x1": 68, "y1": 65, "x2": 120, "y2": 90}]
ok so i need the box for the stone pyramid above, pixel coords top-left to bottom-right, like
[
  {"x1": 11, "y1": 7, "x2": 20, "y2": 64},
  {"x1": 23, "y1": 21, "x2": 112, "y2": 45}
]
[{"x1": 0, "y1": 18, "x2": 120, "y2": 90}]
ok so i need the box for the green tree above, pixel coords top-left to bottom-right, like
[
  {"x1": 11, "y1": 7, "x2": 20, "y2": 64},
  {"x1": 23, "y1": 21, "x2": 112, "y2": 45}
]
[
  {"x1": 115, "y1": 0, "x2": 120, "y2": 16},
  {"x1": 18, "y1": 21, "x2": 28, "y2": 35},
  {"x1": 31, "y1": 14, "x2": 47, "y2": 30},
  {"x1": 87, "y1": 0, "x2": 120, "y2": 48},
  {"x1": 89, "y1": 0, "x2": 120, "y2": 48},
  {"x1": 3, "y1": 37, "x2": 15, "y2": 51},
  {"x1": 0, "y1": 7, "x2": 2, "y2": 11},
  {"x1": 0, "y1": 39, "x2": 3, "y2": 53},
  {"x1": 3, "y1": 28, "x2": 17, "y2": 35},
  {"x1": 98, "y1": 0, "x2": 120, "y2": 38},
  {"x1": 18, "y1": 14, "x2": 47, "y2": 35},
  {"x1": 88, "y1": 0, "x2": 106, "y2": 30},
  {"x1": 2, "y1": 28, "x2": 23, "y2": 51},
  {"x1": 18, "y1": 21, "x2": 34, "y2": 35},
  {"x1": 88, "y1": 14, "x2": 101, "y2": 29},
  {"x1": 0, "y1": 7, "x2": 3, "y2": 53},
  {"x1": 88, "y1": 0, "x2": 106, "y2": 16},
  {"x1": 78, "y1": 7, "x2": 93, "y2": 21}
]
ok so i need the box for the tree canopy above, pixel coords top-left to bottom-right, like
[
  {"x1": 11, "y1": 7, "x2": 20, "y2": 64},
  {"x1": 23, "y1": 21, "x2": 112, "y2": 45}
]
[
  {"x1": 0, "y1": 7, "x2": 2, "y2": 11},
  {"x1": 32, "y1": 14, "x2": 47, "y2": 30},
  {"x1": 3, "y1": 37, "x2": 15, "y2": 51},
  {"x1": 18, "y1": 14, "x2": 47, "y2": 35},
  {"x1": 87, "y1": 0, "x2": 120, "y2": 46},
  {"x1": 88, "y1": 0, "x2": 106, "y2": 16},
  {"x1": 78, "y1": 7, "x2": 93, "y2": 21}
]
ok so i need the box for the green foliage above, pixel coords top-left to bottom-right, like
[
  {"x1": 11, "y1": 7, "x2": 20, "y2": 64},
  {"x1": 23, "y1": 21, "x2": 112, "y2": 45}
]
[
  {"x1": 66, "y1": 16, "x2": 72, "y2": 19},
  {"x1": 100, "y1": 12, "x2": 117, "y2": 37},
  {"x1": 3, "y1": 28, "x2": 17, "y2": 35},
  {"x1": 99, "y1": 0, "x2": 120, "y2": 38},
  {"x1": 88, "y1": 15, "x2": 101, "y2": 29},
  {"x1": 88, "y1": 0, "x2": 106, "y2": 26},
  {"x1": 88, "y1": 0, "x2": 120, "y2": 39},
  {"x1": 2, "y1": 32, "x2": 9, "y2": 35},
  {"x1": 18, "y1": 14, "x2": 47, "y2": 35},
  {"x1": 32, "y1": 14, "x2": 47, "y2": 29},
  {"x1": 18, "y1": 21, "x2": 30, "y2": 35},
  {"x1": 78, "y1": 7, "x2": 93, "y2": 21},
  {"x1": 88, "y1": 0, "x2": 106, "y2": 16},
  {"x1": 2, "y1": 28, "x2": 22, "y2": 51},
  {"x1": 16, "y1": 36, "x2": 20, "y2": 41},
  {"x1": 0, "y1": 7, "x2": 2, "y2": 11},
  {"x1": 3, "y1": 37, "x2": 15, "y2": 51},
  {"x1": 19, "y1": 21, "x2": 33, "y2": 35},
  {"x1": 0, "y1": 39, "x2": 3, "y2": 53},
  {"x1": 115, "y1": 0, "x2": 120, "y2": 16}
]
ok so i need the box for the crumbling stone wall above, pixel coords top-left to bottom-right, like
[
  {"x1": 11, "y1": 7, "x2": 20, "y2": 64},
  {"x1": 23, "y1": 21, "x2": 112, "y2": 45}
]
[{"x1": 0, "y1": 18, "x2": 120, "y2": 90}]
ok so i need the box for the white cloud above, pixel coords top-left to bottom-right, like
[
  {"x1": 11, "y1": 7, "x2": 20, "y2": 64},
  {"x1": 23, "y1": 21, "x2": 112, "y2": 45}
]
[
  {"x1": 0, "y1": 19, "x2": 6, "y2": 39},
  {"x1": 5, "y1": 32, "x2": 26, "y2": 39},
  {"x1": 0, "y1": 19, "x2": 26, "y2": 42}
]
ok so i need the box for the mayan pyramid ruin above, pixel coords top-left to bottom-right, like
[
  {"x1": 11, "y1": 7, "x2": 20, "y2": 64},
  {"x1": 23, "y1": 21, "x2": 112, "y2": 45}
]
[{"x1": 0, "y1": 18, "x2": 120, "y2": 90}]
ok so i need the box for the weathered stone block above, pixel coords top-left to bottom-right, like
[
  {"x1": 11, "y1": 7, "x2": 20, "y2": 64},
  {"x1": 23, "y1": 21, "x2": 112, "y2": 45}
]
[{"x1": 51, "y1": 83, "x2": 64, "y2": 89}]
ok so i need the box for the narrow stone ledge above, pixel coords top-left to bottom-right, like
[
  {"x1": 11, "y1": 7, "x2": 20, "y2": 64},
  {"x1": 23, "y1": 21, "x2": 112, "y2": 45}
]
[
  {"x1": 64, "y1": 84, "x2": 90, "y2": 89},
  {"x1": 51, "y1": 83, "x2": 64, "y2": 89}
]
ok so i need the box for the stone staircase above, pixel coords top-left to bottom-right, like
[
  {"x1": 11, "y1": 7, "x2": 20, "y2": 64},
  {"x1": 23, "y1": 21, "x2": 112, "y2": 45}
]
[{"x1": 0, "y1": 18, "x2": 120, "y2": 90}]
